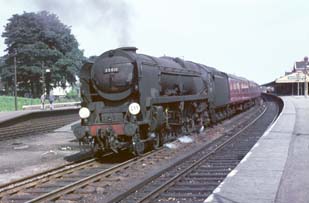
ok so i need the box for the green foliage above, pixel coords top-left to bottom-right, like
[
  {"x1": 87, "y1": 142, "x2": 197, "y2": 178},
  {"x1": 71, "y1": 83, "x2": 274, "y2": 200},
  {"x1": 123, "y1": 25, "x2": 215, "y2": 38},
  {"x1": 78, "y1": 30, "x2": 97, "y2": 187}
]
[
  {"x1": 65, "y1": 86, "x2": 80, "y2": 100},
  {"x1": 0, "y1": 96, "x2": 40, "y2": 111},
  {"x1": 57, "y1": 96, "x2": 80, "y2": 103},
  {"x1": 0, "y1": 95, "x2": 80, "y2": 111},
  {"x1": 0, "y1": 11, "x2": 85, "y2": 97}
]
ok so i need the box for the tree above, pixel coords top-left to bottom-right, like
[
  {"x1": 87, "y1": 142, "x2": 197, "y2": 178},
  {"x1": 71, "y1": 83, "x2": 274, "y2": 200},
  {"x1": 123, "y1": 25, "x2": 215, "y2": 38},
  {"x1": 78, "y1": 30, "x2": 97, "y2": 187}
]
[
  {"x1": 0, "y1": 11, "x2": 85, "y2": 97},
  {"x1": 0, "y1": 56, "x2": 5, "y2": 94}
]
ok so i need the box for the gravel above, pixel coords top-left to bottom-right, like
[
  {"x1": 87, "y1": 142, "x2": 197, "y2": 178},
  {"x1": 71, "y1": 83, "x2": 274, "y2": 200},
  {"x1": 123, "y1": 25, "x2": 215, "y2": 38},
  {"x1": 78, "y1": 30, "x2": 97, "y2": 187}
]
[{"x1": 0, "y1": 122, "x2": 80, "y2": 185}]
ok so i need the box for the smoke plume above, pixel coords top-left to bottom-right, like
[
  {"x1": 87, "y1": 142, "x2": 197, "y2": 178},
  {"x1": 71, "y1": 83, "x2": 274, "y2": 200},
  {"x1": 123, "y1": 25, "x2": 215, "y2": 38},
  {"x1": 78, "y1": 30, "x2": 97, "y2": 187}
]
[{"x1": 33, "y1": 0, "x2": 132, "y2": 46}]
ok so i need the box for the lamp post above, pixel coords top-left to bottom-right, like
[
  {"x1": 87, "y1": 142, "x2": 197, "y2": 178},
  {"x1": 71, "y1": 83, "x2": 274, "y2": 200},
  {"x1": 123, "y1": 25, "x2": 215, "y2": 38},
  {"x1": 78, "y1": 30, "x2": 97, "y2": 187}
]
[
  {"x1": 45, "y1": 68, "x2": 50, "y2": 95},
  {"x1": 13, "y1": 49, "x2": 17, "y2": 111},
  {"x1": 296, "y1": 72, "x2": 300, "y2": 96},
  {"x1": 41, "y1": 62, "x2": 45, "y2": 94},
  {"x1": 304, "y1": 57, "x2": 308, "y2": 97}
]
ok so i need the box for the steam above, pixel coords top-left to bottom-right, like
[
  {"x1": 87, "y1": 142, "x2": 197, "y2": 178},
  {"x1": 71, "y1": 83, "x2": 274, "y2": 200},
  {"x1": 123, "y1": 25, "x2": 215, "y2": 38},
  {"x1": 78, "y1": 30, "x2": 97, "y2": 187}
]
[{"x1": 33, "y1": 0, "x2": 132, "y2": 46}]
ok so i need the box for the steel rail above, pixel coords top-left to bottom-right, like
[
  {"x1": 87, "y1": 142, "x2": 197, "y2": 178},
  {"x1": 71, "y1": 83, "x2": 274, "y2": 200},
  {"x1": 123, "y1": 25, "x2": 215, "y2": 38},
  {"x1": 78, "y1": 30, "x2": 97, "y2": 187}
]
[
  {"x1": 140, "y1": 103, "x2": 278, "y2": 202},
  {"x1": 0, "y1": 114, "x2": 78, "y2": 141},
  {"x1": 1, "y1": 101, "x2": 269, "y2": 202},
  {"x1": 23, "y1": 149, "x2": 165, "y2": 203},
  {"x1": 0, "y1": 158, "x2": 96, "y2": 197},
  {"x1": 116, "y1": 103, "x2": 271, "y2": 203}
]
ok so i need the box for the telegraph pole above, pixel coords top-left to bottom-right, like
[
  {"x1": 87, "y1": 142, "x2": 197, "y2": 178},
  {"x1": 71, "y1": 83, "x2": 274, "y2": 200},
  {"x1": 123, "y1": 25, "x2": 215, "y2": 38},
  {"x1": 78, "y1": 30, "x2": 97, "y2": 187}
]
[
  {"x1": 13, "y1": 49, "x2": 17, "y2": 110},
  {"x1": 304, "y1": 57, "x2": 308, "y2": 97},
  {"x1": 41, "y1": 61, "x2": 45, "y2": 94}
]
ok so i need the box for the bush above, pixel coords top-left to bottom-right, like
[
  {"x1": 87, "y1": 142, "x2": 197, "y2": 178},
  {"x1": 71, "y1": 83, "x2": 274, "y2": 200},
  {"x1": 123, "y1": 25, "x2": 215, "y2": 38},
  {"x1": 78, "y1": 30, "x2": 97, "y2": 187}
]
[
  {"x1": 0, "y1": 96, "x2": 40, "y2": 111},
  {"x1": 0, "y1": 93, "x2": 81, "y2": 112},
  {"x1": 64, "y1": 87, "x2": 80, "y2": 101}
]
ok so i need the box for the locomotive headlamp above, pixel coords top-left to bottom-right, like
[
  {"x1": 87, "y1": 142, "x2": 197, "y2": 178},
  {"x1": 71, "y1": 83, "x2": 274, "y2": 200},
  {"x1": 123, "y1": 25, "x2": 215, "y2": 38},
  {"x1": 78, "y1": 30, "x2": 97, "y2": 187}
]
[
  {"x1": 128, "y1": 102, "x2": 140, "y2": 115},
  {"x1": 79, "y1": 107, "x2": 90, "y2": 119}
]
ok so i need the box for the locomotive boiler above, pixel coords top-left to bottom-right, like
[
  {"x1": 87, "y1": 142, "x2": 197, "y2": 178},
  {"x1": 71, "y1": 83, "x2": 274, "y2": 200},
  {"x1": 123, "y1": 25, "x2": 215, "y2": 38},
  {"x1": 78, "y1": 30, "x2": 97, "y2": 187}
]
[{"x1": 73, "y1": 47, "x2": 261, "y2": 156}]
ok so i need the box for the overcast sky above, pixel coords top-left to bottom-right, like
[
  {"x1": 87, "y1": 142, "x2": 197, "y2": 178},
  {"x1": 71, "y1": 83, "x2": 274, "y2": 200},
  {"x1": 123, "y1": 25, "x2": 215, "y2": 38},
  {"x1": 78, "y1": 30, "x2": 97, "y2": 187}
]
[{"x1": 1, "y1": 0, "x2": 309, "y2": 84}]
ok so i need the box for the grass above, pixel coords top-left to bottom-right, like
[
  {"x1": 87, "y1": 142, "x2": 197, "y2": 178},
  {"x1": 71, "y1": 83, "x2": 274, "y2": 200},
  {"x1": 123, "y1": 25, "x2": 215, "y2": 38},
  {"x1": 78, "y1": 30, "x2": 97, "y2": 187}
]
[
  {"x1": 0, "y1": 96, "x2": 41, "y2": 112},
  {"x1": 0, "y1": 96, "x2": 80, "y2": 112}
]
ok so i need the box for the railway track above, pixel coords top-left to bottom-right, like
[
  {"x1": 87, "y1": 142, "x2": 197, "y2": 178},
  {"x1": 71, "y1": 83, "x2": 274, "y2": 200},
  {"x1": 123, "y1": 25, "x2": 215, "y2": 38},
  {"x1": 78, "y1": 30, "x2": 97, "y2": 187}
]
[
  {"x1": 114, "y1": 97, "x2": 279, "y2": 203},
  {"x1": 0, "y1": 144, "x2": 192, "y2": 203},
  {"x1": 0, "y1": 96, "x2": 278, "y2": 203},
  {"x1": 0, "y1": 113, "x2": 79, "y2": 141},
  {"x1": 0, "y1": 158, "x2": 97, "y2": 195}
]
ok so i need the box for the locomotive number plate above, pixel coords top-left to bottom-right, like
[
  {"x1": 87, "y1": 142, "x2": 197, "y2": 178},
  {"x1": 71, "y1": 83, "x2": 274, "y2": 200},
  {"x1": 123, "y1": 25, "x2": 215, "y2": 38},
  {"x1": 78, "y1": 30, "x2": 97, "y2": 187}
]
[{"x1": 104, "y1": 67, "x2": 119, "y2": 73}]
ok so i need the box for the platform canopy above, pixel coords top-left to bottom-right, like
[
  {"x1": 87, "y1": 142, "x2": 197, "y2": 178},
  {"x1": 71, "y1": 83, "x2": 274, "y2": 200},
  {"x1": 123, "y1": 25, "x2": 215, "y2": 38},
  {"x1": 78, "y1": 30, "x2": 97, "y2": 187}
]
[{"x1": 276, "y1": 71, "x2": 309, "y2": 83}]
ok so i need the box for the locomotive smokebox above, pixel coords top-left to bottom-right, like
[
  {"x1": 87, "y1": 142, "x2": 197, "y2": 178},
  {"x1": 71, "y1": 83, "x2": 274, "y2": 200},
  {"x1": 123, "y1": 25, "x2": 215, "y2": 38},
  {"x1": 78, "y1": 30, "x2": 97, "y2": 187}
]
[{"x1": 91, "y1": 55, "x2": 134, "y2": 94}]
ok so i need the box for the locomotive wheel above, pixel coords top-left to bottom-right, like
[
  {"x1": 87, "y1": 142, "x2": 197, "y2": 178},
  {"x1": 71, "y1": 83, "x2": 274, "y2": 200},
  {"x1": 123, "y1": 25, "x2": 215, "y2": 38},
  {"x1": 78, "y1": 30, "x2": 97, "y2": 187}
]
[
  {"x1": 132, "y1": 133, "x2": 145, "y2": 156},
  {"x1": 160, "y1": 129, "x2": 171, "y2": 144},
  {"x1": 133, "y1": 141, "x2": 145, "y2": 156},
  {"x1": 153, "y1": 132, "x2": 162, "y2": 149},
  {"x1": 188, "y1": 117, "x2": 196, "y2": 134},
  {"x1": 93, "y1": 143, "x2": 104, "y2": 157}
]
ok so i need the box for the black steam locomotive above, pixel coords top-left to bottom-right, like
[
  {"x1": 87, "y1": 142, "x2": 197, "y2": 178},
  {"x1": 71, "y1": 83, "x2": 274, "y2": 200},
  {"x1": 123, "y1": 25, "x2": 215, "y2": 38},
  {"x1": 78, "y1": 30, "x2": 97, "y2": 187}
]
[{"x1": 74, "y1": 47, "x2": 261, "y2": 156}]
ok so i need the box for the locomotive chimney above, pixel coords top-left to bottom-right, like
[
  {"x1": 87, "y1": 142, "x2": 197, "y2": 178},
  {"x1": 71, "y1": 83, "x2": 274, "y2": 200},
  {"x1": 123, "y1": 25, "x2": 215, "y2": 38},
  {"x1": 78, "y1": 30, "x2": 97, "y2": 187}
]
[{"x1": 118, "y1": 47, "x2": 138, "y2": 53}]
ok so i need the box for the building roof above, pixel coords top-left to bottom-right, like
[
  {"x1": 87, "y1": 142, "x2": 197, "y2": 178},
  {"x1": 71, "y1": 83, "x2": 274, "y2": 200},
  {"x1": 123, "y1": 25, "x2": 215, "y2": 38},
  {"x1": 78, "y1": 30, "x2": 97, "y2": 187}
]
[
  {"x1": 276, "y1": 71, "x2": 308, "y2": 83},
  {"x1": 293, "y1": 61, "x2": 308, "y2": 71}
]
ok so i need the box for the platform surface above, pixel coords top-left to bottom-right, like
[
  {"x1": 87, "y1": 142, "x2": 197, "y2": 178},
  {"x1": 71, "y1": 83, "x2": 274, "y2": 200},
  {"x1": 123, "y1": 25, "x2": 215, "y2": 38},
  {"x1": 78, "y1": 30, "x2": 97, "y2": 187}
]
[
  {"x1": 0, "y1": 120, "x2": 80, "y2": 185},
  {"x1": 0, "y1": 110, "x2": 35, "y2": 123},
  {"x1": 204, "y1": 96, "x2": 309, "y2": 203},
  {"x1": 0, "y1": 105, "x2": 78, "y2": 124}
]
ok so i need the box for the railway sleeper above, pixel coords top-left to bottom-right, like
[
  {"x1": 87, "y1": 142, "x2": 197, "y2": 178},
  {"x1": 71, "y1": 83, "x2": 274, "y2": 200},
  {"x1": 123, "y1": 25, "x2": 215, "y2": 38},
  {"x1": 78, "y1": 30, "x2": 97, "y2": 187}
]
[
  {"x1": 188, "y1": 172, "x2": 229, "y2": 177},
  {"x1": 167, "y1": 187, "x2": 216, "y2": 193},
  {"x1": 191, "y1": 168, "x2": 233, "y2": 173},
  {"x1": 199, "y1": 163, "x2": 238, "y2": 168},
  {"x1": 182, "y1": 177, "x2": 224, "y2": 182},
  {"x1": 158, "y1": 192, "x2": 210, "y2": 199},
  {"x1": 175, "y1": 182, "x2": 220, "y2": 187}
]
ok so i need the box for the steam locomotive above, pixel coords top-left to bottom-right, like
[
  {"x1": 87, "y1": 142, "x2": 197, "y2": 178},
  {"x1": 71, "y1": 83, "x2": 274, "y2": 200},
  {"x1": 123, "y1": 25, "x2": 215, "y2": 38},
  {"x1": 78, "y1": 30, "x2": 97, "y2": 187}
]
[{"x1": 74, "y1": 47, "x2": 261, "y2": 156}]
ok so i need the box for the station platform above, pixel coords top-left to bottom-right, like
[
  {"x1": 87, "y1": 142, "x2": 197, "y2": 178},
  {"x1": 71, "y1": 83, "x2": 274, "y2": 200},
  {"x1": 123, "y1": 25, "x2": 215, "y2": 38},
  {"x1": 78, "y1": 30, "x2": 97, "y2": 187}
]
[
  {"x1": 0, "y1": 110, "x2": 35, "y2": 123},
  {"x1": 0, "y1": 104, "x2": 79, "y2": 125},
  {"x1": 205, "y1": 96, "x2": 309, "y2": 203}
]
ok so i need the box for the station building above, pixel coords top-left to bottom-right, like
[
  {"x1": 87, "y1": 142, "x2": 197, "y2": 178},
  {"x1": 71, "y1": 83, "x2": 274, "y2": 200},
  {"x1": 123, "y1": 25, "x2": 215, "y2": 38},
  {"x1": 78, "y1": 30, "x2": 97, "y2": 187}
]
[{"x1": 265, "y1": 60, "x2": 309, "y2": 95}]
